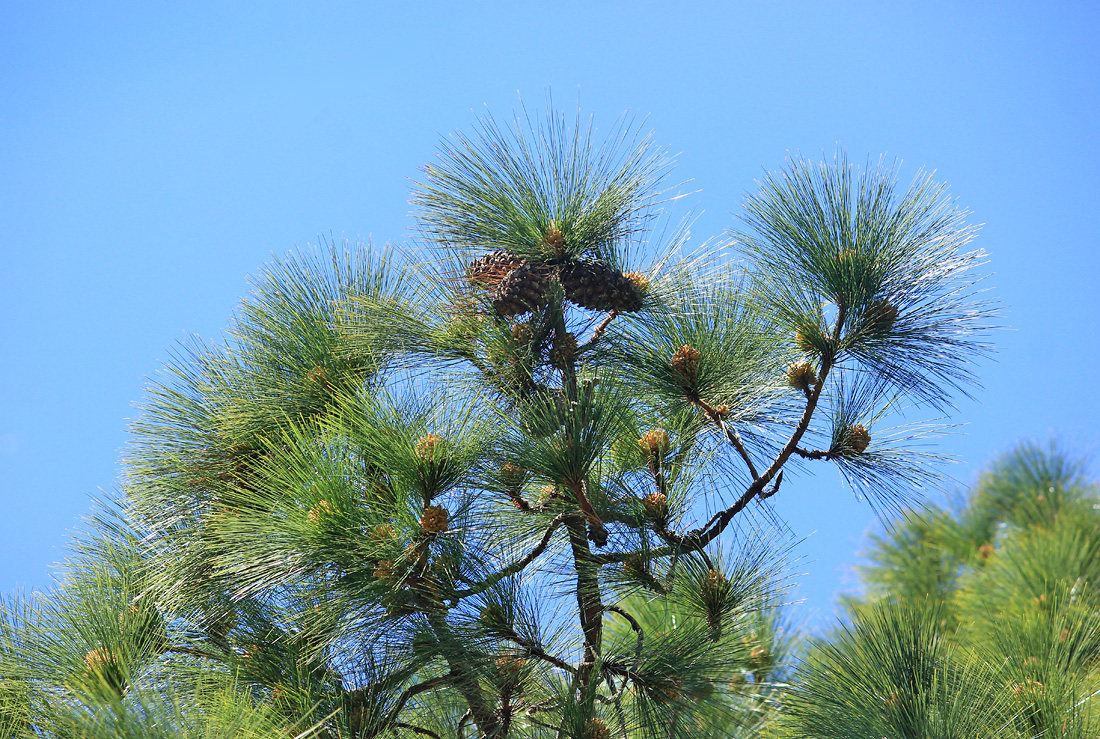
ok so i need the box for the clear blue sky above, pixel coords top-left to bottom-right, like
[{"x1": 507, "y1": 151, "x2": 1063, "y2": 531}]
[{"x1": 3, "y1": 2, "x2": 1098, "y2": 632}]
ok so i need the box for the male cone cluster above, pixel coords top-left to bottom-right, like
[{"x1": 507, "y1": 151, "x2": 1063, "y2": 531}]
[
  {"x1": 419, "y1": 504, "x2": 449, "y2": 534},
  {"x1": 786, "y1": 361, "x2": 818, "y2": 392},
  {"x1": 466, "y1": 250, "x2": 645, "y2": 316}
]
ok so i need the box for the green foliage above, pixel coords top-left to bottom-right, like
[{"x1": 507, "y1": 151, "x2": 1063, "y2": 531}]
[
  {"x1": 801, "y1": 441, "x2": 1100, "y2": 737},
  {"x1": 785, "y1": 601, "x2": 1012, "y2": 739},
  {"x1": 3, "y1": 107, "x2": 993, "y2": 737}
]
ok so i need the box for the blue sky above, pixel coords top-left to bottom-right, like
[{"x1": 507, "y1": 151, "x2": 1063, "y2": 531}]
[{"x1": 2, "y1": 1, "x2": 1098, "y2": 632}]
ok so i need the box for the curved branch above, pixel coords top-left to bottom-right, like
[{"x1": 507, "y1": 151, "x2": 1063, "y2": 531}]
[
  {"x1": 384, "y1": 675, "x2": 453, "y2": 725},
  {"x1": 502, "y1": 633, "x2": 577, "y2": 675},
  {"x1": 602, "y1": 605, "x2": 644, "y2": 673},
  {"x1": 597, "y1": 354, "x2": 833, "y2": 567},
  {"x1": 454, "y1": 514, "x2": 567, "y2": 598}
]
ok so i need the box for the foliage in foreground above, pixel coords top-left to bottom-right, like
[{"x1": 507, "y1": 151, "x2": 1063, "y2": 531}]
[
  {"x1": 784, "y1": 442, "x2": 1100, "y2": 738},
  {"x1": 0, "y1": 107, "x2": 991, "y2": 738}
]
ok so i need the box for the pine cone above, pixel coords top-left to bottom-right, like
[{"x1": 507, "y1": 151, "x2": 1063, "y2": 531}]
[
  {"x1": 82, "y1": 647, "x2": 127, "y2": 698},
  {"x1": 544, "y1": 221, "x2": 565, "y2": 253},
  {"x1": 670, "y1": 344, "x2": 701, "y2": 386},
  {"x1": 701, "y1": 568, "x2": 727, "y2": 600},
  {"x1": 638, "y1": 429, "x2": 670, "y2": 459},
  {"x1": 369, "y1": 524, "x2": 396, "y2": 541},
  {"x1": 623, "y1": 270, "x2": 650, "y2": 292},
  {"x1": 643, "y1": 492, "x2": 668, "y2": 520},
  {"x1": 492, "y1": 262, "x2": 552, "y2": 317},
  {"x1": 585, "y1": 718, "x2": 611, "y2": 739},
  {"x1": 623, "y1": 554, "x2": 645, "y2": 579},
  {"x1": 841, "y1": 424, "x2": 871, "y2": 454},
  {"x1": 307, "y1": 499, "x2": 333, "y2": 522},
  {"x1": 786, "y1": 361, "x2": 818, "y2": 392},
  {"x1": 561, "y1": 260, "x2": 643, "y2": 312},
  {"x1": 511, "y1": 322, "x2": 534, "y2": 344},
  {"x1": 550, "y1": 331, "x2": 578, "y2": 367},
  {"x1": 500, "y1": 463, "x2": 525, "y2": 491},
  {"x1": 795, "y1": 324, "x2": 827, "y2": 354},
  {"x1": 414, "y1": 434, "x2": 441, "y2": 462},
  {"x1": 420, "y1": 505, "x2": 449, "y2": 534},
  {"x1": 864, "y1": 299, "x2": 898, "y2": 334},
  {"x1": 466, "y1": 251, "x2": 525, "y2": 288},
  {"x1": 373, "y1": 560, "x2": 398, "y2": 583}
]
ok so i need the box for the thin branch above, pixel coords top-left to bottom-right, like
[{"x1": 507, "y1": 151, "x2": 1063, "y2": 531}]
[
  {"x1": 793, "y1": 446, "x2": 830, "y2": 460},
  {"x1": 694, "y1": 397, "x2": 758, "y2": 479},
  {"x1": 503, "y1": 633, "x2": 577, "y2": 675},
  {"x1": 717, "y1": 419, "x2": 759, "y2": 479},
  {"x1": 456, "y1": 710, "x2": 473, "y2": 739},
  {"x1": 454, "y1": 514, "x2": 567, "y2": 598},
  {"x1": 603, "y1": 606, "x2": 644, "y2": 673},
  {"x1": 581, "y1": 310, "x2": 618, "y2": 349},
  {"x1": 386, "y1": 675, "x2": 453, "y2": 723},
  {"x1": 393, "y1": 723, "x2": 443, "y2": 739},
  {"x1": 526, "y1": 716, "x2": 564, "y2": 733}
]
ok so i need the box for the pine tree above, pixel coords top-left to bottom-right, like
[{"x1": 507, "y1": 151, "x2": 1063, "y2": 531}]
[
  {"x1": 784, "y1": 442, "x2": 1100, "y2": 738},
  {"x1": 0, "y1": 108, "x2": 992, "y2": 738}
]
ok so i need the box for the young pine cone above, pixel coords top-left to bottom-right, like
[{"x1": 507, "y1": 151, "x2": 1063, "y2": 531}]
[
  {"x1": 550, "y1": 331, "x2": 578, "y2": 367},
  {"x1": 643, "y1": 492, "x2": 668, "y2": 520},
  {"x1": 623, "y1": 270, "x2": 650, "y2": 292},
  {"x1": 499, "y1": 463, "x2": 526, "y2": 491},
  {"x1": 786, "y1": 361, "x2": 818, "y2": 392},
  {"x1": 638, "y1": 429, "x2": 670, "y2": 460},
  {"x1": 419, "y1": 505, "x2": 449, "y2": 534},
  {"x1": 701, "y1": 568, "x2": 727, "y2": 600},
  {"x1": 841, "y1": 424, "x2": 871, "y2": 454},
  {"x1": 561, "y1": 260, "x2": 643, "y2": 313},
  {"x1": 544, "y1": 221, "x2": 565, "y2": 253},
  {"x1": 585, "y1": 718, "x2": 611, "y2": 739},
  {"x1": 369, "y1": 524, "x2": 396, "y2": 542},
  {"x1": 492, "y1": 262, "x2": 552, "y2": 317},
  {"x1": 414, "y1": 434, "x2": 441, "y2": 462},
  {"x1": 863, "y1": 299, "x2": 898, "y2": 335},
  {"x1": 670, "y1": 344, "x2": 701, "y2": 386}
]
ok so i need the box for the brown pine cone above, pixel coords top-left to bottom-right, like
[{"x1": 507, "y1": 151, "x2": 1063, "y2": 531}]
[
  {"x1": 492, "y1": 262, "x2": 551, "y2": 317},
  {"x1": 841, "y1": 424, "x2": 871, "y2": 454},
  {"x1": 466, "y1": 251, "x2": 525, "y2": 288},
  {"x1": 864, "y1": 299, "x2": 898, "y2": 335},
  {"x1": 550, "y1": 331, "x2": 578, "y2": 367},
  {"x1": 585, "y1": 718, "x2": 611, "y2": 739},
  {"x1": 561, "y1": 260, "x2": 643, "y2": 312}
]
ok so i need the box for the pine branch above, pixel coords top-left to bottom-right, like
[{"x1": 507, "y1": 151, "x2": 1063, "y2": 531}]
[
  {"x1": 394, "y1": 723, "x2": 443, "y2": 739},
  {"x1": 453, "y1": 513, "x2": 567, "y2": 599},
  {"x1": 603, "y1": 606, "x2": 644, "y2": 674}
]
